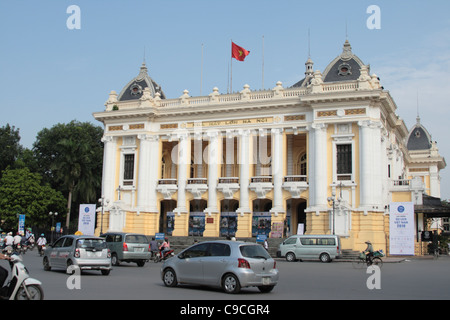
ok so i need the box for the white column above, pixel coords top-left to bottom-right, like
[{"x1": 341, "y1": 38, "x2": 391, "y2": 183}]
[
  {"x1": 311, "y1": 123, "x2": 328, "y2": 207},
  {"x1": 101, "y1": 135, "x2": 117, "y2": 205},
  {"x1": 271, "y1": 128, "x2": 284, "y2": 213},
  {"x1": 137, "y1": 134, "x2": 159, "y2": 212},
  {"x1": 237, "y1": 130, "x2": 251, "y2": 213},
  {"x1": 174, "y1": 133, "x2": 189, "y2": 214},
  {"x1": 358, "y1": 120, "x2": 382, "y2": 208},
  {"x1": 205, "y1": 130, "x2": 220, "y2": 214}
]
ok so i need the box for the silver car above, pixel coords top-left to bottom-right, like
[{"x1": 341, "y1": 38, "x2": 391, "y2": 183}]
[
  {"x1": 43, "y1": 235, "x2": 112, "y2": 275},
  {"x1": 161, "y1": 240, "x2": 279, "y2": 294}
]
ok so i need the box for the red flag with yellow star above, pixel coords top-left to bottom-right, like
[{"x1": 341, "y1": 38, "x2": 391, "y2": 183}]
[{"x1": 232, "y1": 42, "x2": 250, "y2": 61}]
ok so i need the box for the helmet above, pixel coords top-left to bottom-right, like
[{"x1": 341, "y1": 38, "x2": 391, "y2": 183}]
[{"x1": 41, "y1": 233, "x2": 45, "y2": 237}]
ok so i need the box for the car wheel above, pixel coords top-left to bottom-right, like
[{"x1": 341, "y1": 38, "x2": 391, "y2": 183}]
[
  {"x1": 222, "y1": 273, "x2": 241, "y2": 294},
  {"x1": 101, "y1": 269, "x2": 110, "y2": 276},
  {"x1": 163, "y1": 268, "x2": 178, "y2": 287},
  {"x1": 43, "y1": 257, "x2": 51, "y2": 271},
  {"x1": 258, "y1": 285, "x2": 275, "y2": 293},
  {"x1": 136, "y1": 260, "x2": 145, "y2": 267},
  {"x1": 285, "y1": 252, "x2": 296, "y2": 262},
  {"x1": 320, "y1": 253, "x2": 331, "y2": 263},
  {"x1": 111, "y1": 253, "x2": 120, "y2": 266},
  {"x1": 66, "y1": 260, "x2": 75, "y2": 274}
]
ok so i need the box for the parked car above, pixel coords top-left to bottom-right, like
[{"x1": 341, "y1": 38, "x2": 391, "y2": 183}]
[
  {"x1": 277, "y1": 234, "x2": 341, "y2": 263},
  {"x1": 101, "y1": 232, "x2": 151, "y2": 267},
  {"x1": 161, "y1": 240, "x2": 279, "y2": 294},
  {"x1": 43, "y1": 235, "x2": 112, "y2": 275}
]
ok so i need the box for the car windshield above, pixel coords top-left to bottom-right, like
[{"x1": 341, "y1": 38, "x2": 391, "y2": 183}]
[
  {"x1": 76, "y1": 238, "x2": 106, "y2": 249},
  {"x1": 125, "y1": 235, "x2": 149, "y2": 243},
  {"x1": 239, "y1": 244, "x2": 271, "y2": 259}
]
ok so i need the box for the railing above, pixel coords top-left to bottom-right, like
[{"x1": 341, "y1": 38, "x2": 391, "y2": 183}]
[
  {"x1": 251, "y1": 176, "x2": 273, "y2": 183},
  {"x1": 187, "y1": 178, "x2": 207, "y2": 184},
  {"x1": 284, "y1": 175, "x2": 308, "y2": 182},
  {"x1": 218, "y1": 177, "x2": 239, "y2": 184},
  {"x1": 393, "y1": 179, "x2": 411, "y2": 186},
  {"x1": 106, "y1": 80, "x2": 364, "y2": 112},
  {"x1": 158, "y1": 179, "x2": 177, "y2": 185}
]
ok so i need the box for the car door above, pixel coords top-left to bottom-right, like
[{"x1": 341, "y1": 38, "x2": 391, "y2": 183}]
[
  {"x1": 202, "y1": 243, "x2": 232, "y2": 286},
  {"x1": 176, "y1": 242, "x2": 209, "y2": 284},
  {"x1": 49, "y1": 237, "x2": 66, "y2": 267}
]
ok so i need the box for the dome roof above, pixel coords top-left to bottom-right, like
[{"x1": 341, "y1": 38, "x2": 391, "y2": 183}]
[
  {"x1": 406, "y1": 117, "x2": 432, "y2": 151},
  {"x1": 292, "y1": 39, "x2": 367, "y2": 87},
  {"x1": 322, "y1": 40, "x2": 367, "y2": 83},
  {"x1": 118, "y1": 62, "x2": 166, "y2": 101}
]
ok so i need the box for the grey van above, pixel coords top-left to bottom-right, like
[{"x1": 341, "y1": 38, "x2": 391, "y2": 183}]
[
  {"x1": 102, "y1": 232, "x2": 151, "y2": 267},
  {"x1": 277, "y1": 235, "x2": 341, "y2": 263}
]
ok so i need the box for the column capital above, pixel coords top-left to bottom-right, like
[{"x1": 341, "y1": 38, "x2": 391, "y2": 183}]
[
  {"x1": 137, "y1": 133, "x2": 159, "y2": 142},
  {"x1": 101, "y1": 135, "x2": 115, "y2": 143},
  {"x1": 311, "y1": 123, "x2": 328, "y2": 131}
]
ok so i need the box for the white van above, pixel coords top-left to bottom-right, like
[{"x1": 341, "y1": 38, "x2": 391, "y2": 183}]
[{"x1": 277, "y1": 235, "x2": 341, "y2": 263}]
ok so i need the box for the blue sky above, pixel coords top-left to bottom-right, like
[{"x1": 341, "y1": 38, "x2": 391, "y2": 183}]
[{"x1": 1, "y1": 0, "x2": 450, "y2": 200}]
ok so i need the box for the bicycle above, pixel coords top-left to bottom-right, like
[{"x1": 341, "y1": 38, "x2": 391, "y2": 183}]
[{"x1": 352, "y1": 250, "x2": 384, "y2": 269}]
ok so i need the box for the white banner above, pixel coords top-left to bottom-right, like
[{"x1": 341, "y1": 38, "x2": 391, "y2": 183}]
[
  {"x1": 389, "y1": 202, "x2": 415, "y2": 255},
  {"x1": 78, "y1": 204, "x2": 96, "y2": 236}
]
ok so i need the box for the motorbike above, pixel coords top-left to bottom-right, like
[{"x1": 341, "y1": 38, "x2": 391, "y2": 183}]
[
  {"x1": 1, "y1": 254, "x2": 44, "y2": 300},
  {"x1": 2, "y1": 245, "x2": 13, "y2": 257},
  {"x1": 38, "y1": 245, "x2": 46, "y2": 257},
  {"x1": 153, "y1": 248, "x2": 174, "y2": 263}
]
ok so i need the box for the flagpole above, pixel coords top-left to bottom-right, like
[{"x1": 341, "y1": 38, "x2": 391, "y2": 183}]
[
  {"x1": 200, "y1": 43, "x2": 204, "y2": 96},
  {"x1": 262, "y1": 35, "x2": 265, "y2": 90},
  {"x1": 230, "y1": 39, "x2": 233, "y2": 93}
]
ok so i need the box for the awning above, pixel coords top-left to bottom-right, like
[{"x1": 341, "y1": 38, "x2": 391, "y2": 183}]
[{"x1": 414, "y1": 194, "x2": 450, "y2": 218}]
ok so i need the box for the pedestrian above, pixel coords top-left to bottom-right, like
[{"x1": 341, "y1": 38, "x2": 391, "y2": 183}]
[
  {"x1": 264, "y1": 238, "x2": 269, "y2": 251},
  {"x1": 150, "y1": 237, "x2": 158, "y2": 257}
]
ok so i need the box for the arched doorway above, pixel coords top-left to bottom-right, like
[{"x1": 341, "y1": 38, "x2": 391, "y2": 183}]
[
  {"x1": 220, "y1": 199, "x2": 239, "y2": 237},
  {"x1": 189, "y1": 199, "x2": 207, "y2": 236},
  {"x1": 286, "y1": 198, "x2": 307, "y2": 236},
  {"x1": 252, "y1": 199, "x2": 272, "y2": 237},
  {"x1": 160, "y1": 199, "x2": 176, "y2": 235}
]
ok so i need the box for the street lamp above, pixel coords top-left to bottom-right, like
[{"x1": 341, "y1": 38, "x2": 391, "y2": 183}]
[
  {"x1": 327, "y1": 192, "x2": 336, "y2": 235},
  {"x1": 49, "y1": 211, "x2": 58, "y2": 243}
]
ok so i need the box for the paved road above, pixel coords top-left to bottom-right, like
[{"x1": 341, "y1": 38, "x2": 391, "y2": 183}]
[{"x1": 3, "y1": 251, "x2": 450, "y2": 301}]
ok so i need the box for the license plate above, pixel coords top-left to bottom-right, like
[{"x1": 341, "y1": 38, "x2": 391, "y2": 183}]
[
  {"x1": 262, "y1": 277, "x2": 271, "y2": 285},
  {"x1": 135, "y1": 247, "x2": 144, "y2": 252}
]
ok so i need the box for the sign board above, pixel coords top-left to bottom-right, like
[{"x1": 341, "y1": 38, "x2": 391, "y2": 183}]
[
  {"x1": 389, "y1": 202, "x2": 415, "y2": 255},
  {"x1": 256, "y1": 234, "x2": 267, "y2": 243},
  {"x1": 155, "y1": 233, "x2": 165, "y2": 240},
  {"x1": 18, "y1": 214, "x2": 26, "y2": 235},
  {"x1": 297, "y1": 223, "x2": 304, "y2": 235},
  {"x1": 78, "y1": 204, "x2": 96, "y2": 236}
]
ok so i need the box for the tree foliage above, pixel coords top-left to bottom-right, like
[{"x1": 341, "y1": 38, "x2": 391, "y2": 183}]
[
  {"x1": 0, "y1": 124, "x2": 22, "y2": 176},
  {"x1": 0, "y1": 167, "x2": 66, "y2": 230},
  {"x1": 33, "y1": 120, "x2": 104, "y2": 227}
]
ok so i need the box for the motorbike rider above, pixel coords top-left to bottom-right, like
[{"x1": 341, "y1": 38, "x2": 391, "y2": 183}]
[
  {"x1": 363, "y1": 240, "x2": 374, "y2": 265},
  {"x1": 150, "y1": 237, "x2": 158, "y2": 258},
  {"x1": 13, "y1": 233, "x2": 22, "y2": 251},
  {"x1": 4, "y1": 233, "x2": 13, "y2": 249},
  {"x1": 159, "y1": 237, "x2": 171, "y2": 258},
  {"x1": 36, "y1": 234, "x2": 47, "y2": 255}
]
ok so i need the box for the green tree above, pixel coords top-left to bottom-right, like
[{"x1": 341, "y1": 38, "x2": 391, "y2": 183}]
[
  {"x1": 33, "y1": 121, "x2": 103, "y2": 229},
  {"x1": 0, "y1": 124, "x2": 22, "y2": 176},
  {"x1": 0, "y1": 167, "x2": 66, "y2": 230}
]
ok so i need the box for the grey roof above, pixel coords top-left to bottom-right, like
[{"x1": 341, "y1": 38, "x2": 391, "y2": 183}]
[
  {"x1": 118, "y1": 62, "x2": 166, "y2": 101},
  {"x1": 322, "y1": 40, "x2": 366, "y2": 83},
  {"x1": 292, "y1": 40, "x2": 367, "y2": 87},
  {"x1": 406, "y1": 118, "x2": 432, "y2": 150}
]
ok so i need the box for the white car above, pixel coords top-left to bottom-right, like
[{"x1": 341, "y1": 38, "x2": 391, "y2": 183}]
[
  {"x1": 161, "y1": 240, "x2": 279, "y2": 294},
  {"x1": 43, "y1": 235, "x2": 112, "y2": 275}
]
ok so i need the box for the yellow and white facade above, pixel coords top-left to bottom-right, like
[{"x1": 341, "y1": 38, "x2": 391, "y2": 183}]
[{"x1": 93, "y1": 40, "x2": 446, "y2": 253}]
